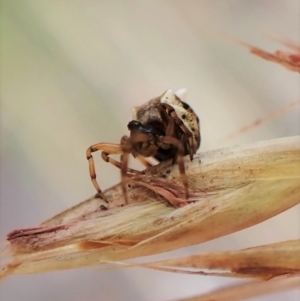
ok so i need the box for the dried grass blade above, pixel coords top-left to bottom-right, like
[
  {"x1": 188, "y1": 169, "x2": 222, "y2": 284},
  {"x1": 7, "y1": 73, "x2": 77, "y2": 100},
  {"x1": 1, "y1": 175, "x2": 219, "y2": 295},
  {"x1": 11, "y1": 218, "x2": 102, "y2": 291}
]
[
  {"x1": 1, "y1": 136, "x2": 299, "y2": 279},
  {"x1": 173, "y1": 277, "x2": 300, "y2": 301},
  {"x1": 137, "y1": 240, "x2": 300, "y2": 279}
]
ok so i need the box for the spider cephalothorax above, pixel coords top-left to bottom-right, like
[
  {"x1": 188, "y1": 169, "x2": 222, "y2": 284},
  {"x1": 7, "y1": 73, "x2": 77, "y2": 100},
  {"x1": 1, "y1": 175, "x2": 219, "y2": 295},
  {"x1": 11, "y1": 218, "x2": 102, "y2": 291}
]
[{"x1": 86, "y1": 89, "x2": 201, "y2": 205}]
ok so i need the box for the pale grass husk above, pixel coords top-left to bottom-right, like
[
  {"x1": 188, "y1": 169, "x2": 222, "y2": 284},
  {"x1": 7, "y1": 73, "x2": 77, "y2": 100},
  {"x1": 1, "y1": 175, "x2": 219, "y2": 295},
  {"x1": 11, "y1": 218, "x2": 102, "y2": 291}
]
[
  {"x1": 1, "y1": 136, "x2": 300, "y2": 280},
  {"x1": 122, "y1": 240, "x2": 300, "y2": 279},
  {"x1": 174, "y1": 277, "x2": 300, "y2": 301}
]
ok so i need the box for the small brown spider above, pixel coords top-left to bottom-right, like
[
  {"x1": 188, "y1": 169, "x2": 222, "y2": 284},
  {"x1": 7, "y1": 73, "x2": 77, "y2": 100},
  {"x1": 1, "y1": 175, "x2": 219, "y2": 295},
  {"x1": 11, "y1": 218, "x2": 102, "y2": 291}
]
[{"x1": 86, "y1": 89, "x2": 201, "y2": 205}]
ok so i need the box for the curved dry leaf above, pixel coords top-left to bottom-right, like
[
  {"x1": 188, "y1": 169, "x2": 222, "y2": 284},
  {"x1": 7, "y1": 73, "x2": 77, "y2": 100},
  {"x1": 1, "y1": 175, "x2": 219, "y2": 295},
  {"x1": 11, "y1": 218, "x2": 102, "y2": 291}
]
[{"x1": 1, "y1": 136, "x2": 300, "y2": 280}]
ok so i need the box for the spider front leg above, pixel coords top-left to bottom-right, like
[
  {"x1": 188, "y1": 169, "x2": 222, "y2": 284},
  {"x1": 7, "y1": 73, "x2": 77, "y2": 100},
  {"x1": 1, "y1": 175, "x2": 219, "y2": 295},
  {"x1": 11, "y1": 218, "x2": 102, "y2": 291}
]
[
  {"x1": 86, "y1": 143, "x2": 123, "y2": 202},
  {"x1": 159, "y1": 136, "x2": 189, "y2": 199},
  {"x1": 120, "y1": 133, "x2": 155, "y2": 204},
  {"x1": 101, "y1": 151, "x2": 145, "y2": 176}
]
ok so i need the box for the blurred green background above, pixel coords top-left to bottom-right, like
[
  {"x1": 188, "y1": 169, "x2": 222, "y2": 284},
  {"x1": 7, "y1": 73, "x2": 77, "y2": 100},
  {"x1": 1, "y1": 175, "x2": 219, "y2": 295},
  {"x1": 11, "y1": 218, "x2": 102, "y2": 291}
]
[{"x1": 1, "y1": 1, "x2": 299, "y2": 300}]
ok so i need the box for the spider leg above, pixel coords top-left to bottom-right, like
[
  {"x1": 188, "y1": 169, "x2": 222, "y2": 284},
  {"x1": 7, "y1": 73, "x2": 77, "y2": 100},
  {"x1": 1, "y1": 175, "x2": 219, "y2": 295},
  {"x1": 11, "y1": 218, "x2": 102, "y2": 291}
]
[
  {"x1": 120, "y1": 133, "x2": 154, "y2": 204},
  {"x1": 165, "y1": 115, "x2": 175, "y2": 137},
  {"x1": 101, "y1": 151, "x2": 144, "y2": 175},
  {"x1": 158, "y1": 103, "x2": 170, "y2": 128},
  {"x1": 159, "y1": 136, "x2": 189, "y2": 199},
  {"x1": 161, "y1": 103, "x2": 195, "y2": 161},
  {"x1": 86, "y1": 143, "x2": 122, "y2": 202},
  {"x1": 165, "y1": 117, "x2": 181, "y2": 164}
]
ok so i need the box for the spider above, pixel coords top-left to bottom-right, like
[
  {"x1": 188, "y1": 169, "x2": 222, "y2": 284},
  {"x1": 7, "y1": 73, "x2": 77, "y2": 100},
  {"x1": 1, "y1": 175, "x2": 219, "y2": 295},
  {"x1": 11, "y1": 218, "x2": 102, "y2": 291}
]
[{"x1": 86, "y1": 89, "x2": 201, "y2": 205}]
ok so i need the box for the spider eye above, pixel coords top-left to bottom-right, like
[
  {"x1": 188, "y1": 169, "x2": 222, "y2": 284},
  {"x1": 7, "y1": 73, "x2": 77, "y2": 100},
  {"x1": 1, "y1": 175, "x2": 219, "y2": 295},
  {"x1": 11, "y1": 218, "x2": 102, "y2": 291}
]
[{"x1": 128, "y1": 120, "x2": 142, "y2": 131}]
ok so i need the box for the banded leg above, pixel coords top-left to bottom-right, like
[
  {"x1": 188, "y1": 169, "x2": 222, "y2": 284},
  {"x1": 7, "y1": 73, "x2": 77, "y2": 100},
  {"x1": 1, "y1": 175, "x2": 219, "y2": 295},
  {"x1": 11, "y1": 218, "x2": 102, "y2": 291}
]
[
  {"x1": 86, "y1": 143, "x2": 123, "y2": 202},
  {"x1": 159, "y1": 136, "x2": 189, "y2": 199}
]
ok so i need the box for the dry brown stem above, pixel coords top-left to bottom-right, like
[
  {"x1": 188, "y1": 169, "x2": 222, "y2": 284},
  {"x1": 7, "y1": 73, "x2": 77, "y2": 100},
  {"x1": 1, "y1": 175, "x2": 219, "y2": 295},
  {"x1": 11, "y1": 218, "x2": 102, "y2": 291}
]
[
  {"x1": 1, "y1": 136, "x2": 300, "y2": 281},
  {"x1": 221, "y1": 34, "x2": 300, "y2": 72}
]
